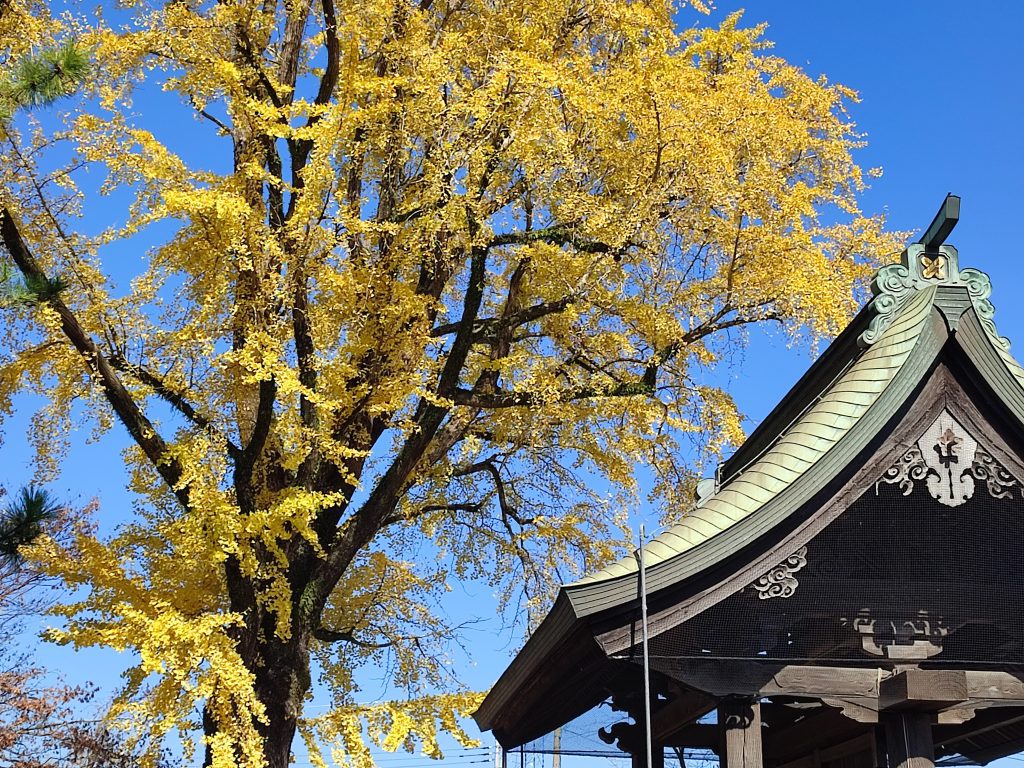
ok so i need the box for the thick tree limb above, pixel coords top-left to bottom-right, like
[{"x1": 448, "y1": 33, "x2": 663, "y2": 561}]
[
  {"x1": 312, "y1": 627, "x2": 394, "y2": 648},
  {"x1": 276, "y1": 0, "x2": 314, "y2": 104},
  {"x1": 108, "y1": 355, "x2": 242, "y2": 459},
  {"x1": 235, "y1": 31, "x2": 284, "y2": 110},
  {"x1": 237, "y1": 377, "x2": 278, "y2": 492},
  {"x1": 0, "y1": 208, "x2": 190, "y2": 509},
  {"x1": 429, "y1": 296, "x2": 575, "y2": 338},
  {"x1": 488, "y1": 225, "x2": 618, "y2": 254},
  {"x1": 313, "y1": 0, "x2": 340, "y2": 106},
  {"x1": 451, "y1": 379, "x2": 655, "y2": 408},
  {"x1": 292, "y1": 266, "x2": 319, "y2": 484}
]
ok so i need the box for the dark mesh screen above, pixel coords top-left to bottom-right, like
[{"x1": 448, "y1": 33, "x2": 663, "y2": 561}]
[{"x1": 640, "y1": 479, "x2": 1024, "y2": 666}]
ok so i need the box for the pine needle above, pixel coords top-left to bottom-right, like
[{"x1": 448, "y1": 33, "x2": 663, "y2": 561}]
[
  {"x1": 0, "y1": 486, "x2": 62, "y2": 565},
  {"x1": 1, "y1": 41, "x2": 90, "y2": 110}
]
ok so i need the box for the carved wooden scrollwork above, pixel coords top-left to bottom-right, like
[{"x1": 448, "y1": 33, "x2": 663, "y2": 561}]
[
  {"x1": 877, "y1": 410, "x2": 1020, "y2": 507},
  {"x1": 842, "y1": 612, "x2": 949, "y2": 659},
  {"x1": 751, "y1": 547, "x2": 808, "y2": 600}
]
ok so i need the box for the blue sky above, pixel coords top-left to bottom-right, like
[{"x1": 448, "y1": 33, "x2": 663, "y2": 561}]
[
  {"x1": 693, "y1": 0, "x2": 1024, "y2": 420},
  {"x1": 6, "y1": 0, "x2": 1024, "y2": 765}
]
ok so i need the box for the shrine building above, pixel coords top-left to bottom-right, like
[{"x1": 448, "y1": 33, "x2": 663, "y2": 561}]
[{"x1": 474, "y1": 196, "x2": 1024, "y2": 768}]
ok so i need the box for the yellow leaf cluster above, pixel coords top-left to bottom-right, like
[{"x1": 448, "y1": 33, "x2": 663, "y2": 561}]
[{"x1": 1, "y1": 0, "x2": 905, "y2": 763}]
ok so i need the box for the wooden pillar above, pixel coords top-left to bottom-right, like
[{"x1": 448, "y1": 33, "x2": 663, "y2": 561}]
[
  {"x1": 628, "y1": 735, "x2": 664, "y2": 768},
  {"x1": 881, "y1": 712, "x2": 934, "y2": 768},
  {"x1": 720, "y1": 699, "x2": 763, "y2": 768},
  {"x1": 626, "y1": 737, "x2": 667, "y2": 768}
]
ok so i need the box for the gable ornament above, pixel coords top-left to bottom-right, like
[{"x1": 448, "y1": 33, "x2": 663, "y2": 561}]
[
  {"x1": 750, "y1": 546, "x2": 808, "y2": 600},
  {"x1": 859, "y1": 243, "x2": 1008, "y2": 351},
  {"x1": 878, "y1": 410, "x2": 1020, "y2": 506}
]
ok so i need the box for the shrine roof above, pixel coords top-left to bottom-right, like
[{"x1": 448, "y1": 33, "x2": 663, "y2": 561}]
[
  {"x1": 561, "y1": 242, "x2": 1024, "y2": 612},
  {"x1": 475, "y1": 222, "x2": 1024, "y2": 745},
  {"x1": 569, "y1": 285, "x2": 936, "y2": 590}
]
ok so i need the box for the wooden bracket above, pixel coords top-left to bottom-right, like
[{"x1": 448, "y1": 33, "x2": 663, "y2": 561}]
[{"x1": 880, "y1": 670, "x2": 968, "y2": 712}]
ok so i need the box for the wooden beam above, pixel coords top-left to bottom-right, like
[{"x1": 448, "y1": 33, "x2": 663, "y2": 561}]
[
  {"x1": 934, "y1": 705, "x2": 1024, "y2": 751},
  {"x1": 880, "y1": 671, "x2": 968, "y2": 712},
  {"x1": 652, "y1": 659, "x2": 880, "y2": 698},
  {"x1": 651, "y1": 690, "x2": 717, "y2": 744},
  {"x1": 821, "y1": 697, "x2": 879, "y2": 723},
  {"x1": 918, "y1": 193, "x2": 960, "y2": 249},
  {"x1": 720, "y1": 699, "x2": 762, "y2": 768},
  {"x1": 961, "y1": 733, "x2": 1024, "y2": 765},
  {"x1": 653, "y1": 662, "x2": 1024, "y2": 706},
  {"x1": 966, "y1": 670, "x2": 1024, "y2": 701}
]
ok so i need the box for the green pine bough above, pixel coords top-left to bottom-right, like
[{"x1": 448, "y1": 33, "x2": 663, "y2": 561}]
[
  {"x1": 0, "y1": 41, "x2": 87, "y2": 300},
  {"x1": 0, "y1": 41, "x2": 89, "y2": 118},
  {"x1": 0, "y1": 486, "x2": 61, "y2": 564}
]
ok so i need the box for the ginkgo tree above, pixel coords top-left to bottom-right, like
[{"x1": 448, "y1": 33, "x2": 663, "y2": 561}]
[{"x1": 0, "y1": 0, "x2": 901, "y2": 765}]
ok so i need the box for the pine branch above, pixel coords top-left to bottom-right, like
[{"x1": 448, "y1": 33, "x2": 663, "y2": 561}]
[
  {"x1": 1, "y1": 42, "x2": 89, "y2": 110},
  {"x1": 0, "y1": 486, "x2": 60, "y2": 565}
]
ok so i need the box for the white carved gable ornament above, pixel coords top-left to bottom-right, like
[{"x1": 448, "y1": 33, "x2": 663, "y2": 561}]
[{"x1": 878, "y1": 410, "x2": 1020, "y2": 507}]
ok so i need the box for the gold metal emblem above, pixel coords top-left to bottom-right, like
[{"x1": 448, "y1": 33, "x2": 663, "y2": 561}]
[{"x1": 920, "y1": 253, "x2": 946, "y2": 280}]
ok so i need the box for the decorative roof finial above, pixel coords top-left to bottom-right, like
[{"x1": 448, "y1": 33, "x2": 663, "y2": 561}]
[
  {"x1": 918, "y1": 193, "x2": 960, "y2": 250},
  {"x1": 859, "y1": 195, "x2": 1008, "y2": 350}
]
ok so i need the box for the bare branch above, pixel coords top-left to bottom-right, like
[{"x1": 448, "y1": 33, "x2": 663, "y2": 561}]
[
  {"x1": 189, "y1": 96, "x2": 232, "y2": 136},
  {"x1": 452, "y1": 459, "x2": 531, "y2": 527}
]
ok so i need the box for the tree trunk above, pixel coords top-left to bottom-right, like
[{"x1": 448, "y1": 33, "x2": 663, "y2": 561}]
[{"x1": 253, "y1": 630, "x2": 313, "y2": 768}]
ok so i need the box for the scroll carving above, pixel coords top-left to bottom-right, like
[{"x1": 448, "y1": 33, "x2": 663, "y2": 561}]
[
  {"x1": 961, "y1": 267, "x2": 1011, "y2": 350},
  {"x1": 751, "y1": 546, "x2": 807, "y2": 600},
  {"x1": 859, "y1": 245, "x2": 1009, "y2": 350},
  {"x1": 842, "y1": 611, "x2": 948, "y2": 660},
  {"x1": 877, "y1": 410, "x2": 1020, "y2": 507},
  {"x1": 860, "y1": 264, "x2": 915, "y2": 347}
]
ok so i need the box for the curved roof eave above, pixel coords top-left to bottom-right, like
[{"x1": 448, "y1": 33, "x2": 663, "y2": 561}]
[{"x1": 563, "y1": 286, "x2": 944, "y2": 614}]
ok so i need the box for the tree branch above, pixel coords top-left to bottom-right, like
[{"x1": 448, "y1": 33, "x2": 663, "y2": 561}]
[
  {"x1": 0, "y1": 208, "x2": 190, "y2": 509},
  {"x1": 429, "y1": 296, "x2": 574, "y2": 338},
  {"x1": 488, "y1": 224, "x2": 619, "y2": 254},
  {"x1": 451, "y1": 379, "x2": 654, "y2": 408},
  {"x1": 313, "y1": 0, "x2": 340, "y2": 106},
  {"x1": 275, "y1": 0, "x2": 314, "y2": 105},
  {"x1": 189, "y1": 96, "x2": 232, "y2": 136},
  {"x1": 312, "y1": 626, "x2": 394, "y2": 648},
  {"x1": 449, "y1": 309, "x2": 781, "y2": 409},
  {"x1": 452, "y1": 459, "x2": 531, "y2": 527},
  {"x1": 237, "y1": 377, "x2": 277, "y2": 486},
  {"x1": 235, "y1": 30, "x2": 284, "y2": 110},
  {"x1": 108, "y1": 355, "x2": 242, "y2": 460}
]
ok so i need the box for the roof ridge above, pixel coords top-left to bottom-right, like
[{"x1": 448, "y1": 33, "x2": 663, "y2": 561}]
[{"x1": 861, "y1": 243, "x2": 1009, "y2": 351}]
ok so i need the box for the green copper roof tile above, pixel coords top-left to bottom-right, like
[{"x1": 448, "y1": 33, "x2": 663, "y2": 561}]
[{"x1": 570, "y1": 286, "x2": 937, "y2": 586}]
